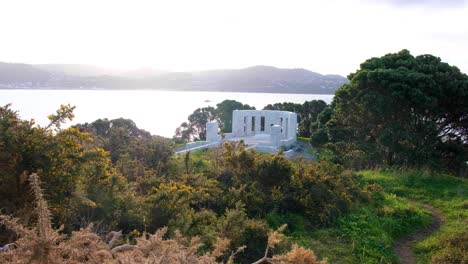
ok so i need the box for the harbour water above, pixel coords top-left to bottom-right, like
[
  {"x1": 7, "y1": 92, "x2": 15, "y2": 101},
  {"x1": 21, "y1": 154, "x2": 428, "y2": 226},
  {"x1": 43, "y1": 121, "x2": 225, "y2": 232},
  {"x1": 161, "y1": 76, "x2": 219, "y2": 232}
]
[{"x1": 0, "y1": 90, "x2": 333, "y2": 137}]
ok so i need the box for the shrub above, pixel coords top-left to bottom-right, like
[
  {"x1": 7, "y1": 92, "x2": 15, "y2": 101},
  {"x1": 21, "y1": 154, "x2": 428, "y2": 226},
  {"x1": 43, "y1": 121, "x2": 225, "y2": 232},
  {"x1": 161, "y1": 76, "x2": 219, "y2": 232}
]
[
  {"x1": 0, "y1": 173, "x2": 326, "y2": 264},
  {"x1": 430, "y1": 232, "x2": 468, "y2": 264}
]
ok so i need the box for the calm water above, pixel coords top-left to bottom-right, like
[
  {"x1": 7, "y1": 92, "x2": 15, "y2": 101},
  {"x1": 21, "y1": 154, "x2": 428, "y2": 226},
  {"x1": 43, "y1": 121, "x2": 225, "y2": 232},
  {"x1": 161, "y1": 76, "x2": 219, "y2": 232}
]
[{"x1": 0, "y1": 90, "x2": 333, "y2": 137}]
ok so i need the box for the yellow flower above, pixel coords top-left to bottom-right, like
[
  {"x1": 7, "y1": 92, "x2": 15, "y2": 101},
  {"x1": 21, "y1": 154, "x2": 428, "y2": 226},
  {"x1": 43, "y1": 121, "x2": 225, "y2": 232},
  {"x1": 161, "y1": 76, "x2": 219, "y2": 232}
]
[{"x1": 131, "y1": 229, "x2": 141, "y2": 236}]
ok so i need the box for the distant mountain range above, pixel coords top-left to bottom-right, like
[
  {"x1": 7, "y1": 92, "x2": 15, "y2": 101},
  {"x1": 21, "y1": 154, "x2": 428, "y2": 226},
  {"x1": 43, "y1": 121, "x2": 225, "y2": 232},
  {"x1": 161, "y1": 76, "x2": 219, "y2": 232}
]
[{"x1": 0, "y1": 62, "x2": 348, "y2": 94}]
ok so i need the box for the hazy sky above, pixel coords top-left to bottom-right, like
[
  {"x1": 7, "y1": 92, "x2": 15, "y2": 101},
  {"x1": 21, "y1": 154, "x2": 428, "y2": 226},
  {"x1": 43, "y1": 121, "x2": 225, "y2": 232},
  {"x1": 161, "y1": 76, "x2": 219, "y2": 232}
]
[{"x1": 0, "y1": 0, "x2": 467, "y2": 76}]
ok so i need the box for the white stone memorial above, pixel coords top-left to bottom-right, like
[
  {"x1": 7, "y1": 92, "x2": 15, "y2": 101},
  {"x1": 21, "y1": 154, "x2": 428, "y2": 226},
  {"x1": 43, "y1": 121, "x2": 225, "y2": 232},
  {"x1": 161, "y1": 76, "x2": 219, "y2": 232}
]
[
  {"x1": 204, "y1": 109, "x2": 298, "y2": 154},
  {"x1": 177, "y1": 109, "x2": 298, "y2": 155}
]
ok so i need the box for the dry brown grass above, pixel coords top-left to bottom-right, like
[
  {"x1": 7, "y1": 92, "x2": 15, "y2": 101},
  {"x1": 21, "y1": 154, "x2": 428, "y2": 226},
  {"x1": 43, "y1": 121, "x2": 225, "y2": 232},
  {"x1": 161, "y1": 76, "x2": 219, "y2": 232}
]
[
  {"x1": 252, "y1": 224, "x2": 327, "y2": 264},
  {"x1": 0, "y1": 173, "x2": 326, "y2": 264}
]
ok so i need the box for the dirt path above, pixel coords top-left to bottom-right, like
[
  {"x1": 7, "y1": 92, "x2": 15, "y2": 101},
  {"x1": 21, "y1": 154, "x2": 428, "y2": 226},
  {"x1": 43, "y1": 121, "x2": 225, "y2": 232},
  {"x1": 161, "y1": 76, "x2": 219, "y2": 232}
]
[{"x1": 394, "y1": 204, "x2": 444, "y2": 264}]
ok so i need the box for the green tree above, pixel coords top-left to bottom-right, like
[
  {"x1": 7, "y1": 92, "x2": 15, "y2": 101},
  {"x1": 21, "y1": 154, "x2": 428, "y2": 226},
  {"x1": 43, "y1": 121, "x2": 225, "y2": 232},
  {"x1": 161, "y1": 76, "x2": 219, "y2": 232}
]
[
  {"x1": 328, "y1": 50, "x2": 468, "y2": 171},
  {"x1": 310, "y1": 106, "x2": 333, "y2": 148},
  {"x1": 300, "y1": 100, "x2": 327, "y2": 137},
  {"x1": 175, "y1": 107, "x2": 216, "y2": 141},
  {"x1": 264, "y1": 100, "x2": 327, "y2": 137},
  {"x1": 0, "y1": 105, "x2": 139, "y2": 233},
  {"x1": 215, "y1": 100, "x2": 255, "y2": 133}
]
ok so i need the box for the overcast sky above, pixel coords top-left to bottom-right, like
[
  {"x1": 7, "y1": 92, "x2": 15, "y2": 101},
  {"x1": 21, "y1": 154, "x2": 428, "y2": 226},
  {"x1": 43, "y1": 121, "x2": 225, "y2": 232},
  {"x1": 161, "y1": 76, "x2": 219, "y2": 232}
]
[{"x1": 0, "y1": 0, "x2": 467, "y2": 76}]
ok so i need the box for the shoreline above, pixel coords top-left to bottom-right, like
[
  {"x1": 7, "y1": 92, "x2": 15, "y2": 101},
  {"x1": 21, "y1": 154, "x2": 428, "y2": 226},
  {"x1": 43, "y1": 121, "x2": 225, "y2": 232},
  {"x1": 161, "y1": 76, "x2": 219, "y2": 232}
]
[{"x1": 0, "y1": 87, "x2": 336, "y2": 95}]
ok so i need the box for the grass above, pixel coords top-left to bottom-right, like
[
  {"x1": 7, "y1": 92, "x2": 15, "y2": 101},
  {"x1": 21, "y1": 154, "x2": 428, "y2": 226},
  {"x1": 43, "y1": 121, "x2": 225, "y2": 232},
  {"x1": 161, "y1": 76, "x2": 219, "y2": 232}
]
[
  {"x1": 360, "y1": 169, "x2": 468, "y2": 263},
  {"x1": 295, "y1": 137, "x2": 331, "y2": 159},
  {"x1": 308, "y1": 148, "x2": 333, "y2": 160},
  {"x1": 267, "y1": 169, "x2": 467, "y2": 263},
  {"x1": 267, "y1": 194, "x2": 431, "y2": 263}
]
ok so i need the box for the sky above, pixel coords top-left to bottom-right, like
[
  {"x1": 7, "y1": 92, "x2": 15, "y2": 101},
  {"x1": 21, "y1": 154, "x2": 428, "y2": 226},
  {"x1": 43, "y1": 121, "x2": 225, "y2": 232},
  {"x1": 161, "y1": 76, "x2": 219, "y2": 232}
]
[{"x1": 0, "y1": 0, "x2": 467, "y2": 76}]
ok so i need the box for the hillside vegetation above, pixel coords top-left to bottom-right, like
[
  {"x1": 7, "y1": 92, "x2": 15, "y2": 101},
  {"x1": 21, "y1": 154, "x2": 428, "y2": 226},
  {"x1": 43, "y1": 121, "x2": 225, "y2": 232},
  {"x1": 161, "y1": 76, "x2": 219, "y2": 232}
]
[
  {"x1": 0, "y1": 104, "x2": 362, "y2": 263},
  {"x1": 1, "y1": 50, "x2": 466, "y2": 263},
  {"x1": 1, "y1": 173, "x2": 327, "y2": 264},
  {"x1": 361, "y1": 170, "x2": 467, "y2": 263},
  {"x1": 286, "y1": 170, "x2": 467, "y2": 263}
]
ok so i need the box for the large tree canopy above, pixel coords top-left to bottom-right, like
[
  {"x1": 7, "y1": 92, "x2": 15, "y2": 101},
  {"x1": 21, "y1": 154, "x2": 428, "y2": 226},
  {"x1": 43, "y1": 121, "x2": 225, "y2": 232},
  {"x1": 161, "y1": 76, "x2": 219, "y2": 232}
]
[
  {"x1": 174, "y1": 100, "x2": 255, "y2": 142},
  {"x1": 264, "y1": 100, "x2": 327, "y2": 137},
  {"x1": 215, "y1": 100, "x2": 255, "y2": 133},
  {"x1": 326, "y1": 50, "x2": 468, "y2": 171}
]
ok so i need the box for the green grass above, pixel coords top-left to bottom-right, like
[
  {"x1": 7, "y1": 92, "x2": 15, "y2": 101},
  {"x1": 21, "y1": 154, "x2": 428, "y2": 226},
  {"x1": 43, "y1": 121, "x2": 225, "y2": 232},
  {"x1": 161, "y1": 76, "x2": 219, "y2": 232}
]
[
  {"x1": 308, "y1": 148, "x2": 334, "y2": 161},
  {"x1": 268, "y1": 193, "x2": 431, "y2": 263},
  {"x1": 267, "y1": 169, "x2": 467, "y2": 263},
  {"x1": 360, "y1": 170, "x2": 468, "y2": 263},
  {"x1": 297, "y1": 137, "x2": 310, "y2": 143}
]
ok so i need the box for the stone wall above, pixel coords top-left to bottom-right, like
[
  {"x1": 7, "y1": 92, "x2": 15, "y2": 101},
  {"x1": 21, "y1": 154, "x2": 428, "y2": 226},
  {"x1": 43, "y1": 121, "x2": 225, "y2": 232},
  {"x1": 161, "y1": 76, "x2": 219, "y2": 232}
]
[{"x1": 232, "y1": 110, "x2": 297, "y2": 143}]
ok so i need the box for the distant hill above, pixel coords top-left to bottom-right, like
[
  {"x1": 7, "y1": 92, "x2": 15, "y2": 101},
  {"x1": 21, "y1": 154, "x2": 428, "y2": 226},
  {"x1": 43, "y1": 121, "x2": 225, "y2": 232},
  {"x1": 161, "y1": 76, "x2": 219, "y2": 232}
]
[
  {"x1": 120, "y1": 67, "x2": 169, "y2": 78},
  {"x1": 190, "y1": 66, "x2": 348, "y2": 93},
  {"x1": 34, "y1": 64, "x2": 123, "y2": 77},
  {"x1": 0, "y1": 62, "x2": 348, "y2": 94},
  {"x1": 0, "y1": 62, "x2": 50, "y2": 85}
]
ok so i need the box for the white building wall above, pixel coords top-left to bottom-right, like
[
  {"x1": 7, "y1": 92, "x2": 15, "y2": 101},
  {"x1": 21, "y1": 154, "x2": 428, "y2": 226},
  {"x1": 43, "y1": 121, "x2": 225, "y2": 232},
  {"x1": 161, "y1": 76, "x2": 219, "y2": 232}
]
[
  {"x1": 191, "y1": 110, "x2": 298, "y2": 155},
  {"x1": 230, "y1": 110, "x2": 297, "y2": 142}
]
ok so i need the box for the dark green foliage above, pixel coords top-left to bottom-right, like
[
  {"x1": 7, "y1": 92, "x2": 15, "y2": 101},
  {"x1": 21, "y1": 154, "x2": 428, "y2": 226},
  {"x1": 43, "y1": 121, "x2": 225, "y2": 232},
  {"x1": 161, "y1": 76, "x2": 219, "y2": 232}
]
[
  {"x1": 207, "y1": 142, "x2": 364, "y2": 226},
  {"x1": 310, "y1": 106, "x2": 333, "y2": 148},
  {"x1": 284, "y1": 160, "x2": 364, "y2": 225},
  {"x1": 215, "y1": 100, "x2": 255, "y2": 132},
  {"x1": 0, "y1": 104, "x2": 131, "y2": 233},
  {"x1": 264, "y1": 100, "x2": 327, "y2": 137},
  {"x1": 310, "y1": 128, "x2": 328, "y2": 148},
  {"x1": 5, "y1": 106, "x2": 334, "y2": 263},
  {"x1": 254, "y1": 154, "x2": 292, "y2": 190},
  {"x1": 0, "y1": 104, "x2": 37, "y2": 213},
  {"x1": 177, "y1": 99, "x2": 328, "y2": 141},
  {"x1": 301, "y1": 100, "x2": 328, "y2": 137},
  {"x1": 4, "y1": 101, "x2": 466, "y2": 263},
  {"x1": 175, "y1": 100, "x2": 255, "y2": 142},
  {"x1": 77, "y1": 118, "x2": 175, "y2": 175},
  {"x1": 324, "y1": 50, "x2": 468, "y2": 173},
  {"x1": 175, "y1": 107, "x2": 216, "y2": 141}
]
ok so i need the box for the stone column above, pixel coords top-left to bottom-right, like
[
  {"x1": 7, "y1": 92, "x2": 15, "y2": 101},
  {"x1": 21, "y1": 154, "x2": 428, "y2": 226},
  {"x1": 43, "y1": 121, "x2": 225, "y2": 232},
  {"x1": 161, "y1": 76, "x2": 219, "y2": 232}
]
[
  {"x1": 206, "y1": 121, "x2": 219, "y2": 142},
  {"x1": 281, "y1": 116, "x2": 286, "y2": 138},
  {"x1": 290, "y1": 113, "x2": 297, "y2": 140},
  {"x1": 255, "y1": 115, "x2": 261, "y2": 134},
  {"x1": 265, "y1": 113, "x2": 272, "y2": 134},
  {"x1": 271, "y1": 125, "x2": 282, "y2": 148},
  {"x1": 232, "y1": 110, "x2": 240, "y2": 136},
  {"x1": 246, "y1": 115, "x2": 252, "y2": 136}
]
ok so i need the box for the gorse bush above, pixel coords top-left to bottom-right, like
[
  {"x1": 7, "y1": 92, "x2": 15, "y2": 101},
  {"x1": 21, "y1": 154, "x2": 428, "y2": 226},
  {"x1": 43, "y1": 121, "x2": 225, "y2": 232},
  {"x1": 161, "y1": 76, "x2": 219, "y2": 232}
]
[
  {"x1": 0, "y1": 105, "x2": 343, "y2": 262},
  {"x1": 212, "y1": 142, "x2": 365, "y2": 225},
  {"x1": 0, "y1": 173, "x2": 327, "y2": 264}
]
